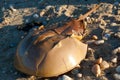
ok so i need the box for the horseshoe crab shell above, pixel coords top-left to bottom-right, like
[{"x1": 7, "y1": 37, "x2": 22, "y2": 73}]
[{"x1": 14, "y1": 31, "x2": 87, "y2": 77}]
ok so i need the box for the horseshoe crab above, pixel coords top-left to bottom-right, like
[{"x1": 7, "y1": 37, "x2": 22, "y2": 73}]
[{"x1": 14, "y1": 4, "x2": 101, "y2": 77}]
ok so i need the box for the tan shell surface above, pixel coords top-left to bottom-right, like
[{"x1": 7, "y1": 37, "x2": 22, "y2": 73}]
[{"x1": 14, "y1": 34, "x2": 87, "y2": 77}]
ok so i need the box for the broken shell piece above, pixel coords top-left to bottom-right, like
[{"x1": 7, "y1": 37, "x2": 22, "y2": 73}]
[
  {"x1": 94, "y1": 40, "x2": 104, "y2": 45},
  {"x1": 100, "y1": 60, "x2": 109, "y2": 70},
  {"x1": 92, "y1": 64, "x2": 101, "y2": 77},
  {"x1": 92, "y1": 35, "x2": 98, "y2": 40},
  {"x1": 95, "y1": 57, "x2": 103, "y2": 64}
]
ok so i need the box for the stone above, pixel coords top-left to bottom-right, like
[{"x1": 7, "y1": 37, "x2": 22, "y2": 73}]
[
  {"x1": 58, "y1": 75, "x2": 73, "y2": 80},
  {"x1": 77, "y1": 73, "x2": 82, "y2": 78},
  {"x1": 92, "y1": 64, "x2": 101, "y2": 77},
  {"x1": 94, "y1": 40, "x2": 104, "y2": 45},
  {"x1": 116, "y1": 65, "x2": 120, "y2": 73},
  {"x1": 100, "y1": 60, "x2": 109, "y2": 70},
  {"x1": 113, "y1": 73, "x2": 120, "y2": 80}
]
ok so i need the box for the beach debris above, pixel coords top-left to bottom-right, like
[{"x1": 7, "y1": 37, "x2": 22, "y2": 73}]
[
  {"x1": 33, "y1": 14, "x2": 39, "y2": 19},
  {"x1": 14, "y1": 4, "x2": 101, "y2": 77}
]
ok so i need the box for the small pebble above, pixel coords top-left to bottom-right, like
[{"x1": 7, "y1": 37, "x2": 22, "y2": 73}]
[
  {"x1": 21, "y1": 36, "x2": 24, "y2": 39},
  {"x1": 94, "y1": 40, "x2": 104, "y2": 45},
  {"x1": 86, "y1": 40, "x2": 95, "y2": 44},
  {"x1": 33, "y1": 14, "x2": 39, "y2": 18},
  {"x1": 116, "y1": 65, "x2": 120, "y2": 73},
  {"x1": 77, "y1": 73, "x2": 82, "y2": 78},
  {"x1": 58, "y1": 75, "x2": 73, "y2": 80},
  {"x1": 111, "y1": 23, "x2": 118, "y2": 26},
  {"x1": 95, "y1": 57, "x2": 103, "y2": 64},
  {"x1": 92, "y1": 64, "x2": 101, "y2": 77},
  {"x1": 40, "y1": 10, "x2": 46, "y2": 16},
  {"x1": 25, "y1": 19, "x2": 29, "y2": 23},
  {"x1": 28, "y1": 76, "x2": 36, "y2": 80},
  {"x1": 114, "y1": 32, "x2": 120, "y2": 39},
  {"x1": 113, "y1": 73, "x2": 120, "y2": 80},
  {"x1": 100, "y1": 60, "x2": 109, "y2": 70},
  {"x1": 112, "y1": 47, "x2": 120, "y2": 54},
  {"x1": 111, "y1": 57, "x2": 117, "y2": 63},
  {"x1": 100, "y1": 19, "x2": 107, "y2": 26},
  {"x1": 103, "y1": 33, "x2": 111, "y2": 40},
  {"x1": 92, "y1": 35, "x2": 98, "y2": 40}
]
